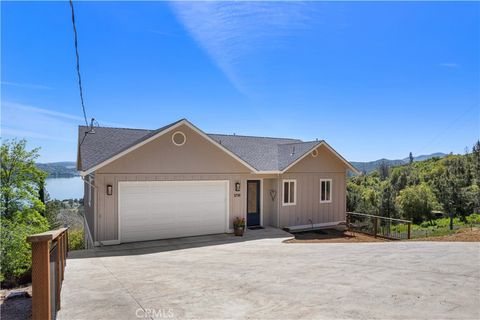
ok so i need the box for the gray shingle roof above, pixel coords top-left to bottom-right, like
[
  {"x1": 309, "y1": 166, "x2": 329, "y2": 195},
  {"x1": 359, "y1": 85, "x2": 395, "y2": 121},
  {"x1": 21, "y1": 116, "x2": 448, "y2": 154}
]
[
  {"x1": 208, "y1": 134, "x2": 305, "y2": 171},
  {"x1": 77, "y1": 120, "x2": 322, "y2": 172}
]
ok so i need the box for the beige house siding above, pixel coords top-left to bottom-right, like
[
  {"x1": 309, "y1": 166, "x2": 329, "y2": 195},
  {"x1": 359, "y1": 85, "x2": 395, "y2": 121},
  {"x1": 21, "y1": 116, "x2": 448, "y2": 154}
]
[
  {"x1": 95, "y1": 173, "x2": 267, "y2": 242},
  {"x1": 278, "y1": 173, "x2": 346, "y2": 228},
  {"x1": 262, "y1": 178, "x2": 279, "y2": 227},
  {"x1": 278, "y1": 144, "x2": 348, "y2": 228},
  {"x1": 97, "y1": 124, "x2": 251, "y2": 174},
  {"x1": 88, "y1": 125, "x2": 350, "y2": 242}
]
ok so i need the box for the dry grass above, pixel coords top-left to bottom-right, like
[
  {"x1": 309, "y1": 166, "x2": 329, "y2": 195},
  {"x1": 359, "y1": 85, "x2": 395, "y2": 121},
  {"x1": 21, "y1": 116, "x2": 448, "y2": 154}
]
[{"x1": 410, "y1": 227, "x2": 480, "y2": 242}]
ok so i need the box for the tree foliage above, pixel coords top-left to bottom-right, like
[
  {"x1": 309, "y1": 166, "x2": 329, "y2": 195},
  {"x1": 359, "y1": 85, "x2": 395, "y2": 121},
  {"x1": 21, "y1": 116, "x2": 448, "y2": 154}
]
[
  {"x1": 1, "y1": 139, "x2": 47, "y2": 219},
  {"x1": 348, "y1": 141, "x2": 480, "y2": 222},
  {"x1": 1, "y1": 208, "x2": 49, "y2": 284},
  {"x1": 396, "y1": 183, "x2": 440, "y2": 223},
  {"x1": 0, "y1": 139, "x2": 50, "y2": 285}
]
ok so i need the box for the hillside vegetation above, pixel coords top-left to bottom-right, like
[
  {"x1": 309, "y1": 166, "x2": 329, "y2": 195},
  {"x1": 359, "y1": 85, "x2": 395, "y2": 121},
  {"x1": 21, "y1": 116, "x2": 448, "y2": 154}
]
[
  {"x1": 347, "y1": 142, "x2": 480, "y2": 224},
  {"x1": 1, "y1": 141, "x2": 83, "y2": 287},
  {"x1": 351, "y1": 152, "x2": 446, "y2": 174},
  {"x1": 36, "y1": 161, "x2": 78, "y2": 178}
]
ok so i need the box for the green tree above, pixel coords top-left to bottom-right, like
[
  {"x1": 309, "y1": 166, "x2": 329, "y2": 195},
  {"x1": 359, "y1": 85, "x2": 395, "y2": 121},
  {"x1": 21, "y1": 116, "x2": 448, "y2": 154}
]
[
  {"x1": 379, "y1": 182, "x2": 397, "y2": 218},
  {"x1": 396, "y1": 183, "x2": 441, "y2": 223},
  {"x1": 378, "y1": 161, "x2": 389, "y2": 181},
  {"x1": 472, "y1": 140, "x2": 480, "y2": 189},
  {"x1": 0, "y1": 139, "x2": 50, "y2": 284},
  {"x1": 1, "y1": 139, "x2": 47, "y2": 219},
  {"x1": 1, "y1": 206, "x2": 49, "y2": 283}
]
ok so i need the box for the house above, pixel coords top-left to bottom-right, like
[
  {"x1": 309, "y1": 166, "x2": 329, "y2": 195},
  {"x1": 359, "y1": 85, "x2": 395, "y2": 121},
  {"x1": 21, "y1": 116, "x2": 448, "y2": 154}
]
[{"x1": 77, "y1": 119, "x2": 359, "y2": 245}]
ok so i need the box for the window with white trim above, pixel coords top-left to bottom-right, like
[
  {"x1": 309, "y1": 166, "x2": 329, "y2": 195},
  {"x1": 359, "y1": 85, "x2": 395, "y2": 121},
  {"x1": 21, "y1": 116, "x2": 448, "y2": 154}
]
[
  {"x1": 320, "y1": 179, "x2": 332, "y2": 203},
  {"x1": 282, "y1": 179, "x2": 296, "y2": 206}
]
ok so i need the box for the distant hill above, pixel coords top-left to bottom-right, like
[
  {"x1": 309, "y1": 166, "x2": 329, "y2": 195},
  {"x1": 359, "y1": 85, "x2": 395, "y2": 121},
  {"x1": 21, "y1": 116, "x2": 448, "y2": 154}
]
[
  {"x1": 38, "y1": 152, "x2": 447, "y2": 177},
  {"x1": 36, "y1": 161, "x2": 79, "y2": 178},
  {"x1": 351, "y1": 153, "x2": 447, "y2": 174}
]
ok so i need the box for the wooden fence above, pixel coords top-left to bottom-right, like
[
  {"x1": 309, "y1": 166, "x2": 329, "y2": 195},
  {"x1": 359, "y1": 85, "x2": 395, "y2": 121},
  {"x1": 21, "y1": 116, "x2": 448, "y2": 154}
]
[{"x1": 27, "y1": 227, "x2": 69, "y2": 320}]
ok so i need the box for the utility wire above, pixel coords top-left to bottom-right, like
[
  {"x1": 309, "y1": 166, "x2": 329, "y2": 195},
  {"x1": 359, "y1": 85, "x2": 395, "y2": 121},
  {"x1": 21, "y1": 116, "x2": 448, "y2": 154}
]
[
  {"x1": 415, "y1": 103, "x2": 478, "y2": 156},
  {"x1": 69, "y1": 0, "x2": 89, "y2": 127}
]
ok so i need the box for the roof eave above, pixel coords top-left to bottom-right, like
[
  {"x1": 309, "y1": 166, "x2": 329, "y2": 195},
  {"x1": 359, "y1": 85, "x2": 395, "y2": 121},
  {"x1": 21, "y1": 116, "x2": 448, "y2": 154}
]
[
  {"x1": 280, "y1": 140, "x2": 360, "y2": 175},
  {"x1": 80, "y1": 119, "x2": 259, "y2": 175}
]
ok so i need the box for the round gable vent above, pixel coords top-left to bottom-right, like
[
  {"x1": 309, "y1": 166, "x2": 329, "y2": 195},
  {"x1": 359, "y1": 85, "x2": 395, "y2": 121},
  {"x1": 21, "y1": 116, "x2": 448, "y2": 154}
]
[
  {"x1": 172, "y1": 131, "x2": 186, "y2": 146},
  {"x1": 311, "y1": 149, "x2": 318, "y2": 157}
]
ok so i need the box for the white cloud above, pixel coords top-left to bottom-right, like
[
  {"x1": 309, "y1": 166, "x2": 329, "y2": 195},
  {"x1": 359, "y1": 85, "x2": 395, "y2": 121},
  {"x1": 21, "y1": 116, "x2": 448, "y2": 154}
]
[
  {"x1": 169, "y1": 2, "x2": 316, "y2": 95},
  {"x1": 1, "y1": 101, "x2": 125, "y2": 143},
  {"x1": 439, "y1": 63, "x2": 459, "y2": 68},
  {"x1": 3, "y1": 101, "x2": 84, "y2": 122},
  {"x1": 1, "y1": 81, "x2": 53, "y2": 90},
  {"x1": 1, "y1": 127, "x2": 75, "y2": 143}
]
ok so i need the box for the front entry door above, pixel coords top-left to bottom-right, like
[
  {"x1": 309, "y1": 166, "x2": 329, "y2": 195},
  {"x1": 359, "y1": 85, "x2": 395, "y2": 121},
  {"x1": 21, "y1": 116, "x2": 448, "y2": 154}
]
[{"x1": 247, "y1": 180, "x2": 260, "y2": 226}]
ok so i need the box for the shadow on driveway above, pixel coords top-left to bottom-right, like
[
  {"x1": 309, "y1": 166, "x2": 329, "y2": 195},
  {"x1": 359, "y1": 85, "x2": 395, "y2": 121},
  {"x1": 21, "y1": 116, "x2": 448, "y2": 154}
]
[{"x1": 69, "y1": 227, "x2": 293, "y2": 259}]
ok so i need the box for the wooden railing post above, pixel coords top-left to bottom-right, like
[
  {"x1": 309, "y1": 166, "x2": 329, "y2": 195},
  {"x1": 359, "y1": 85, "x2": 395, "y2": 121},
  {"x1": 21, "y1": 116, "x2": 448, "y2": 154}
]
[
  {"x1": 27, "y1": 228, "x2": 69, "y2": 320},
  {"x1": 28, "y1": 240, "x2": 52, "y2": 320},
  {"x1": 407, "y1": 222, "x2": 411, "y2": 239}
]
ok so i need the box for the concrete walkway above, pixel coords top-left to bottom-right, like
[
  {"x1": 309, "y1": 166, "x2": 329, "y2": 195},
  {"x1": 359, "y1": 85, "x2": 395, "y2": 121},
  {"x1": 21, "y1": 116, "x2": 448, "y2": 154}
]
[{"x1": 58, "y1": 228, "x2": 480, "y2": 320}]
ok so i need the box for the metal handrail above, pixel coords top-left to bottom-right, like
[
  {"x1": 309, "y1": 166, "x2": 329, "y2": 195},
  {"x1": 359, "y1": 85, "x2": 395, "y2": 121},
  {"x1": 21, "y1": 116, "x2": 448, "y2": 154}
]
[
  {"x1": 347, "y1": 212, "x2": 411, "y2": 224},
  {"x1": 346, "y1": 212, "x2": 412, "y2": 240}
]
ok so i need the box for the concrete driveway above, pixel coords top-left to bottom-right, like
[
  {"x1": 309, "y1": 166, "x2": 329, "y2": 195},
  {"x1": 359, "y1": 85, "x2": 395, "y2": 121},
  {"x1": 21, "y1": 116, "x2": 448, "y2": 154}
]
[{"x1": 58, "y1": 228, "x2": 480, "y2": 320}]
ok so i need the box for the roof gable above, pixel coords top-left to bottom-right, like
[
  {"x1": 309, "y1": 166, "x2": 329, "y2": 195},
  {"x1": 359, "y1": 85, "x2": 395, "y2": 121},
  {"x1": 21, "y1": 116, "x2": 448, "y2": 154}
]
[{"x1": 77, "y1": 119, "x2": 358, "y2": 175}]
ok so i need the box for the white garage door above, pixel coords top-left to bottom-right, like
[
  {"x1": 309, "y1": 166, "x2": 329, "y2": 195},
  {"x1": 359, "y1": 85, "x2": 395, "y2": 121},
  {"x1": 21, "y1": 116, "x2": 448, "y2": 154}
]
[{"x1": 119, "y1": 180, "x2": 229, "y2": 243}]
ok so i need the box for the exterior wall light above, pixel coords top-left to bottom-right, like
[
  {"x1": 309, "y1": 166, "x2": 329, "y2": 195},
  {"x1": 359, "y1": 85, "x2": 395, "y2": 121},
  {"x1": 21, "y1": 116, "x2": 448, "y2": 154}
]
[
  {"x1": 106, "y1": 184, "x2": 113, "y2": 196},
  {"x1": 235, "y1": 182, "x2": 241, "y2": 192}
]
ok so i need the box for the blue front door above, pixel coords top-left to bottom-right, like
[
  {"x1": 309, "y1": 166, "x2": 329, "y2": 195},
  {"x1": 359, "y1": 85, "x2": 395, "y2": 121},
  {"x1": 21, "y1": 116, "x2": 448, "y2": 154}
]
[{"x1": 247, "y1": 180, "x2": 260, "y2": 226}]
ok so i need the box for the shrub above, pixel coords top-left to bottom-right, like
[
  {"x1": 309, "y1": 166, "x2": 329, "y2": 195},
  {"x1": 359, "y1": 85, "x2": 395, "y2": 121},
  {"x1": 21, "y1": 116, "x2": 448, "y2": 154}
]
[
  {"x1": 68, "y1": 229, "x2": 85, "y2": 251},
  {"x1": 396, "y1": 183, "x2": 441, "y2": 223},
  {"x1": 0, "y1": 209, "x2": 49, "y2": 285},
  {"x1": 466, "y1": 213, "x2": 480, "y2": 227}
]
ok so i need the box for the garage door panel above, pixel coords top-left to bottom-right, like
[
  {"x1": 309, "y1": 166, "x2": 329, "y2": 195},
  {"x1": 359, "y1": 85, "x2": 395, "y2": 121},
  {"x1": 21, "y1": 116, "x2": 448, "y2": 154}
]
[{"x1": 119, "y1": 181, "x2": 228, "y2": 243}]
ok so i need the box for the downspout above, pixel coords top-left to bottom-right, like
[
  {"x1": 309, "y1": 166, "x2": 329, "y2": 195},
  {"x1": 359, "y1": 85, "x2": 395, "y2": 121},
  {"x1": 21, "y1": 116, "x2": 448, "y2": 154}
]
[
  {"x1": 277, "y1": 173, "x2": 281, "y2": 228},
  {"x1": 81, "y1": 174, "x2": 97, "y2": 246}
]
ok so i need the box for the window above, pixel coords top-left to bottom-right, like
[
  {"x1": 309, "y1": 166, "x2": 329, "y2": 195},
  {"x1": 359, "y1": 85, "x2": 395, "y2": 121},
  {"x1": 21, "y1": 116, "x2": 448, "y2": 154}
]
[
  {"x1": 282, "y1": 179, "x2": 296, "y2": 206},
  {"x1": 172, "y1": 131, "x2": 186, "y2": 146},
  {"x1": 320, "y1": 179, "x2": 332, "y2": 203}
]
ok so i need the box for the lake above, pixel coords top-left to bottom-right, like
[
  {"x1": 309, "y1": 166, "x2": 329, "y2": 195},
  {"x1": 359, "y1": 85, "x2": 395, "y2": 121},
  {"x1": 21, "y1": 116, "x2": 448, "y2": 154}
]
[{"x1": 45, "y1": 177, "x2": 84, "y2": 200}]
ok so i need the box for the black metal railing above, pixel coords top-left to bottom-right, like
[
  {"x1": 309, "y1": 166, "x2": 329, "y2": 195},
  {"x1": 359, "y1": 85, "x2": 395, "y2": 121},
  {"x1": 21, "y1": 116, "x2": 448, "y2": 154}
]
[
  {"x1": 347, "y1": 212, "x2": 412, "y2": 240},
  {"x1": 49, "y1": 243, "x2": 58, "y2": 320}
]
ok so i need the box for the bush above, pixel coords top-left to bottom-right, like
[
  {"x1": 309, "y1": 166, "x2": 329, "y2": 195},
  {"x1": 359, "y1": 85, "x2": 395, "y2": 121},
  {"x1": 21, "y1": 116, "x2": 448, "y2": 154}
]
[
  {"x1": 466, "y1": 213, "x2": 480, "y2": 226},
  {"x1": 0, "y1": 209, "x2": 49, "y2": 286},
  {"x1": 396, "y1": 183, "x2": 441, "y2": 223},
  {"x1": 68, "y1": 229, "x2": 84, "y2": 251}
]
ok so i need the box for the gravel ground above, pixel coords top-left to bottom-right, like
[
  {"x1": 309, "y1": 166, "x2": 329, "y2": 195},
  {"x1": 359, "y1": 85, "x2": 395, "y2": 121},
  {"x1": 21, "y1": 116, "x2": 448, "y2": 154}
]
[{"x1": 0, "y1": 286, "x2": 32, "y2": 320}]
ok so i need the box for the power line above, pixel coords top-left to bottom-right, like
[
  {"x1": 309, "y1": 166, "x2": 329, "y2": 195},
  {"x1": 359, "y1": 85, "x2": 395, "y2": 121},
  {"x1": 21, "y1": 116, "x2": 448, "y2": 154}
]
[
  {"x1": 69, "y1": 0, "x2": 89, "y2": 127},
  {"x1": 415, "y1": 103, "x2": 478, "y2": 155}
]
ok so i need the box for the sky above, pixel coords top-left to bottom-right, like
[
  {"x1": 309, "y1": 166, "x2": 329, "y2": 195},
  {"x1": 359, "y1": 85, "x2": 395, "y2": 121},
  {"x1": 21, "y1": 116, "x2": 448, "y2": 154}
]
[{"x1": 1, "y1": 1, "x2": 479, "y2": 163}]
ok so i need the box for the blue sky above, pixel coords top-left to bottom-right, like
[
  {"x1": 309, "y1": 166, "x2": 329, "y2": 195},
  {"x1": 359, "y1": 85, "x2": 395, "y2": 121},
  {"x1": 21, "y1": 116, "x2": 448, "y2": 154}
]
[{"x1": 1, "y1": 1, "x2": 479, "y2": 163}]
